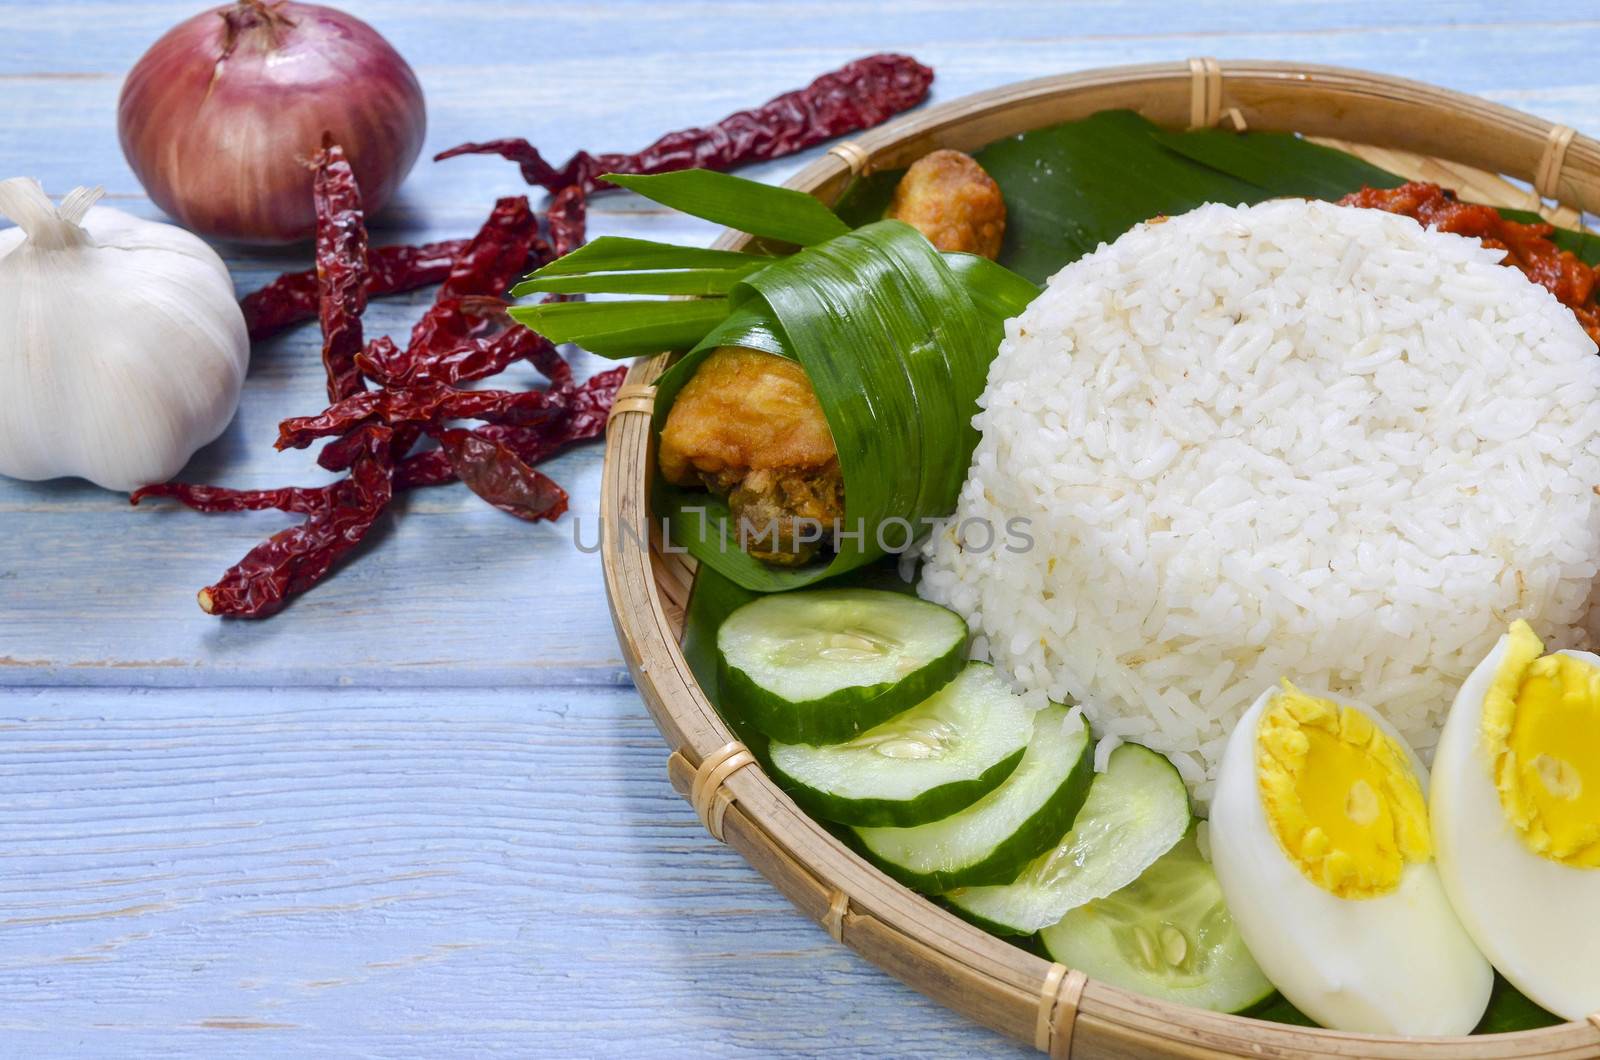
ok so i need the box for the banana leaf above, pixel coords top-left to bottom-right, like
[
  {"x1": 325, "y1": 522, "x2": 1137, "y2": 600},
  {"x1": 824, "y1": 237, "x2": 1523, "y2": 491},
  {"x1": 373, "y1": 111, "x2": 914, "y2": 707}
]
[
  {"x1": 1150, "y1": 127, "x2": 1403, "y2": 199},
  {"x1": 1474, "y1": 975, "x2": 1562, "y2": 1034},
  {"x1": 942, "y1": 251, "x2": 1042, "y2": 336},
  {"x1": 973, "y1": 110, "x2": 1263, "y2": 282},
  {"x1": 827, "y1": 109, "x2": 1600, "y2": 283},
  {"x1": 1240, "y1": 993, "x2": 1318, "y2": 1028}
]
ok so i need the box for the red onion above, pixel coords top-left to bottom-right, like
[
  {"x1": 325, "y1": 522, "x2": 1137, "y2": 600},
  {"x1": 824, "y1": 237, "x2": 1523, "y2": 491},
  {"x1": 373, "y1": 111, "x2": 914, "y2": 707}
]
[{"x1": 118, "y1": 0, "x2": 426, "y2": 244}]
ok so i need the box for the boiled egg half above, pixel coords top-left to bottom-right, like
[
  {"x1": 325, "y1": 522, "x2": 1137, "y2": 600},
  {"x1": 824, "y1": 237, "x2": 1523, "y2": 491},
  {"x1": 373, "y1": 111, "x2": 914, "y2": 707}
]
[
  {"x1": 1209, "y1": 681, "x2": 1491, "y2": 1034},
  {"x1": 1431, "y1": 620, "x2": 1600, "y2": 1021}
]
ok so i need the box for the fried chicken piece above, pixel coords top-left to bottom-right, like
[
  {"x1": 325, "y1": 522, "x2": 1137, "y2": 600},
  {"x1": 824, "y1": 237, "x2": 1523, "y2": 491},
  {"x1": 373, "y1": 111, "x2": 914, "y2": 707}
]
[
  {"x1": 729, "y1": 465, "x2": 845, "y2": 567},
  {"x1": 885, "y1": 148, "x2": 1007, "y2": 259},
  {"x1": 659, "y1": 346, "x2": 844, "y2": 566}
]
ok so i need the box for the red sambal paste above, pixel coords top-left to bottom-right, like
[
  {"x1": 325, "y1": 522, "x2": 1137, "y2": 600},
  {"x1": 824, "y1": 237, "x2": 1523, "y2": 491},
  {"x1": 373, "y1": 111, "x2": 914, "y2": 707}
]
[{"x1": 1340, "y1": 181, "x2": 1600, "y2": 344}]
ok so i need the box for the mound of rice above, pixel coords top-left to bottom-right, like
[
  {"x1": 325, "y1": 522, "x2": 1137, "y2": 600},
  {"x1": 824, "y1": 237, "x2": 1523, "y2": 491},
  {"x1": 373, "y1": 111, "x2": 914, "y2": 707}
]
[{"x1": 918, "y1": 198, "x2": 1600, "y2": 802}]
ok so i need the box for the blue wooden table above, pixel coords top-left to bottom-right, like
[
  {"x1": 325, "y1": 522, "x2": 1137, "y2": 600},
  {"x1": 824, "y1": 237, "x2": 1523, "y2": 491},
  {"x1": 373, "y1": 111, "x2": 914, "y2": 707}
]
[{"x1": 4, "y1": 2, "x2": 1597, "y2": 1055}]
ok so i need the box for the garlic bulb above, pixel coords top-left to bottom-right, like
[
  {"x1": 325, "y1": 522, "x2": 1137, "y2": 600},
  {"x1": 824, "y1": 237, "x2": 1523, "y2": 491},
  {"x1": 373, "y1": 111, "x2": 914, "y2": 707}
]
[{"x1": 0, "y1": 178, "x2": 249, "y2": 491}]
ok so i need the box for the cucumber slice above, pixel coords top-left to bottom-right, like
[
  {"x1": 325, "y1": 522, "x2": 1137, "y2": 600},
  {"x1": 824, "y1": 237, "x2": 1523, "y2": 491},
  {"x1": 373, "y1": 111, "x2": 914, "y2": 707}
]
[
  {"x1": 852, "y1": 705, "x2": 1092, "y2": 892},
  {"x1": 768, "y1": 663, "x2": 1034, "y2": 827},
  {"x1": 944, "y1": 743, "x2": 1190, "y2": 935},
  {"x1": 1039, "y1": 830, "x2": 1274, "y2": 1014},
  {"x1": 718, "y1": 589, "x2": 967, "y2": 745}
]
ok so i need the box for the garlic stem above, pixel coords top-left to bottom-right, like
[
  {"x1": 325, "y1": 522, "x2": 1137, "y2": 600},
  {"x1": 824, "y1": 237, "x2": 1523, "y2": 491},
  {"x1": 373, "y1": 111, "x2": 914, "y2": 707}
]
[{"x1": 0, "y1": 178, "x2": 102, "y2": 249}]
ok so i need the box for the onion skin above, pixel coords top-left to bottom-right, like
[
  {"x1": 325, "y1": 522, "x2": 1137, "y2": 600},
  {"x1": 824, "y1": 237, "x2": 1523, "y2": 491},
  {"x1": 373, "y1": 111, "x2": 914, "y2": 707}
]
[{"x1": 118, "y1": 1, "x2": 425, "y2": 244}]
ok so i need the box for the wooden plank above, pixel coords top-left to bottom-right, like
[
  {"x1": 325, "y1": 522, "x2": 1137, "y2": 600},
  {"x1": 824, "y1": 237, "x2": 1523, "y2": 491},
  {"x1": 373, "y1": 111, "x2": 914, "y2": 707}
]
[
  {"x1": 0, "y1": 684, "x2": 1027, "y2": 1057},
  {"x1": 6, "y1": 1, "x2": 1600, "y2": 78}
]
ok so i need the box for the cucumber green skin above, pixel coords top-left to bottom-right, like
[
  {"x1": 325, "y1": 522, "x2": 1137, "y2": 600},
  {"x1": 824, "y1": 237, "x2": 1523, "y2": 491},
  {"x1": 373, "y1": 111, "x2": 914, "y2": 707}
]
[
  {"x1": 1242, "y1": 992, "x2": 1317, "y2": 1025},
  {"x1": 938, "y1": 897, "x2": 1036, "y2": 938},
  {"x1": 770, "y1": 745, "x2": 1026, "y2": 828},
  {"x1": 719, "y1": 633, "x2": 967, "y2": 745},
  {"x1": 850, "y1": 735, "x2": 1096, "y2": 894}
]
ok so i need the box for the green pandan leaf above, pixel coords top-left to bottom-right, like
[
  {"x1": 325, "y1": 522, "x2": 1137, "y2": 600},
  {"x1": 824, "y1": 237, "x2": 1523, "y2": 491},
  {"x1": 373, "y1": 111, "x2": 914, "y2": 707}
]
[
  {"x1": 513, "y1": 266, "x2": 764, "y2": 297},
  {"x1": 508, "y1": 297, "x2": 730, "y2": 359},
  {"x1": 941, "y1": 251, "x2": 1040, "y2": 339},
  {"x1": 519, "y1": 235, "x2": 770, "y2": 279},
  {"x1": 605, "y1": 170, "x2": 850, "y2": 246}
]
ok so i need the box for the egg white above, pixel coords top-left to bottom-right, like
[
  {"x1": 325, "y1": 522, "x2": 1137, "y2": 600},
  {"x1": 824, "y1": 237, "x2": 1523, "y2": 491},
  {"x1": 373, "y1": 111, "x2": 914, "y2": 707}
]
[
  {"x1": 1431, "y1": 635, "x2": 1600, "y2": 1022},
  {"x1": 1209, "y1": 686, "x2": 1492, "y2": 1035}
]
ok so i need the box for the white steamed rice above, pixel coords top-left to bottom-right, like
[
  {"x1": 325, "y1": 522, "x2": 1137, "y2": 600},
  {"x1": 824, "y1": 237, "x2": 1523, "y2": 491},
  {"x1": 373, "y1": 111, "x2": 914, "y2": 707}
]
[{"x1": 918, "y1": 198, "x2": 1600, "y2": 803}]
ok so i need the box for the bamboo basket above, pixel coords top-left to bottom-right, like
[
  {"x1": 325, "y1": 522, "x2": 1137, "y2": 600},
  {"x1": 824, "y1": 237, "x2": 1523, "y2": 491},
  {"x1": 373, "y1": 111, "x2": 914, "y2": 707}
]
[{"x1": 600, "y1": 60, "x2": 1600, "y2": 1059}]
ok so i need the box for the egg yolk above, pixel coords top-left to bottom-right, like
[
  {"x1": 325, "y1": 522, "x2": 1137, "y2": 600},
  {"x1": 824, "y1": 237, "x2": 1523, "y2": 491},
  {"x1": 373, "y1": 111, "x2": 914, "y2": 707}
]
[
  {"x1": 1481, "y1": 621, "x2": 1600, "y2": 868},
  {"x1": 1256, "y1": 683, "x2": 1432, "y2": 899}
]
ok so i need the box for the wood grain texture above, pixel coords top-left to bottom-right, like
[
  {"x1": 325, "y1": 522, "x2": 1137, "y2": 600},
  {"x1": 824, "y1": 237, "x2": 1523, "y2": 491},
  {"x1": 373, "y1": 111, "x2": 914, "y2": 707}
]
[
  {"x1": 0, "y1": 686, "x2": 1010, "y2": 1056},
  {"x1": 3, "y1": 1, "x2": 1600, "y2": 1055}
]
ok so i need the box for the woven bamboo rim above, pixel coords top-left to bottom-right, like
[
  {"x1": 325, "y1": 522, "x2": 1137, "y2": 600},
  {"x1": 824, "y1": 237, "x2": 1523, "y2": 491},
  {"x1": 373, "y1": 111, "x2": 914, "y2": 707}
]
[{"x1": 601, "y1": 59, "x2": 1600, "y2": 1057}]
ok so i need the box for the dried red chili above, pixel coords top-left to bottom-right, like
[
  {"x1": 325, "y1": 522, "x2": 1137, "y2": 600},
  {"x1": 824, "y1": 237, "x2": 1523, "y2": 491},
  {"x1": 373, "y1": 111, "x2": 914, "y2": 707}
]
[
  {"x1": 375, "y1": 198, "x2": 553, "y2": 406},
  {"x1": 486, "y1": 366, "x2": 625, "y2": 457},
  {"x1": 437, "y1": 196, "x2": 543, "y2": 299},
  {"x1": 241, "y1": 239, "x2": 468, "y2": 342},
  {"x1": 1341, "y1": 181, "x2": 1600, "y2": 343},
  {"x1": 311, "y1": 200, "x2": 545, "y2": 472},
  {"x1": 524, "y1": 330, "x2": 574, "y2": 387},
  {"x1": 359, "y1": 324, "x2": 559, "y2": 389},
  {"x1": 435, "y1": 428, "x2": 569, "y2": 522},
  {"x1": 132, "y1": 481, "x2": 338, "y2": 515},
  {"x1": 401, "y1": 296, "x2": 509, "y2": 364},
  {"x1": 534, "y1": 364, "x2": 626, "y2": 440},
  {"x1": 545, "y1": 185, "x2": 587, "y2": 258},
  {"x1": 195, "y1": 426, "x2": 396, "y2": 618},
  {"x1": 436, "y1": 54, "x2": 934, "y2": 195},
  {"x1": 319, "y1": 325, "x2": 509, "y2": 474},
  {"x1": 242, "y1": 197, "x2": 548, "y2": 349},
  {"x1": 278, "y1": 382, "x2": 566, "y2": 451},
  {"x1": 310, "y1": 139, "x2": 371, "y2": 403},
  {"x1": 389, "y1": 367, "x2": 625, "y2": 491}
]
